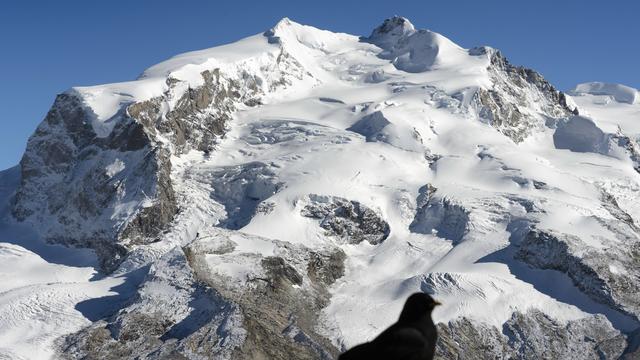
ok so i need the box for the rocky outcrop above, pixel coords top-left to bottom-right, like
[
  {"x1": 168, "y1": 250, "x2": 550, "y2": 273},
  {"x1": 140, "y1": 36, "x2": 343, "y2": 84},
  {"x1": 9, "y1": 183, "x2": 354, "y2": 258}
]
[
  {"x1": 436, "y1": 317, "x2": 512, "y2": 359},
  {"x1": 128, "y1": 65, "x2": 282, "y2": 155},
  {"x1": 59, "y1": 238, "x2": 346, "y2": 359},
  {"x1": 185, "y1": 231, "x2": 345, "y2": 360},
  {"x1": 127, "y1": 69, "x2": 236, "y2": 155},
  {"x1": 307, "y1": 250, "x2": 347, "y2": 287},
  {"x1": 470, "y1": 47, "x2": 576, "y2": 143},
  {"x1": 436, "y1": 310, "x2": 627, "y2": 359},
  {"x1": 503, "y1": 311, "x2": 626, "y2": 359},
  {"x1": 300, "y1": 194, "x2": 390, "y2": 245}
]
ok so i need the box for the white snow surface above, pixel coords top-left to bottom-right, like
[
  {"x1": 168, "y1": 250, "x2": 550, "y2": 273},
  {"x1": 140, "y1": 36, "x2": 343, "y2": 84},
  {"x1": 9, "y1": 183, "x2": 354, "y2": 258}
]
[
  {"x1": 571, "y1": 82, "x2": 638, "y2": 105},
  {"x1": 569, "y1": 86, "x2": 640, "y2": 135},
  {"x1": 2, "y1": 17, "x2": 640, "y2": 358}
]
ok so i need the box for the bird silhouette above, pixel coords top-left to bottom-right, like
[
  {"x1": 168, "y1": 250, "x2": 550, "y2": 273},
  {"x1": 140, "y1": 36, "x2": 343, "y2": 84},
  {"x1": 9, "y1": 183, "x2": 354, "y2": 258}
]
[{"x1": 338, "y1": 292, "x2": 441, "y2": 360}]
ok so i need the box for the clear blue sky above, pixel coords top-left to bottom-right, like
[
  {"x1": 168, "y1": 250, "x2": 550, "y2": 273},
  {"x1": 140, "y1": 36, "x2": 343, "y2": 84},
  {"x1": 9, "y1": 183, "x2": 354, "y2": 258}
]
[{"x1": 1, "y1": 0, "x2": 638, "y2": 170}]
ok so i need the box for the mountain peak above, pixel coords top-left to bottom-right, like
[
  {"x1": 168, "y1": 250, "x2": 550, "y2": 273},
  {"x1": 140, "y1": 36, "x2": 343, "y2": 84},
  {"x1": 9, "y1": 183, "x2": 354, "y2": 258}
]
[
  {"x1": 366, "y1": 16, "x2": 466, "y2": 73},
  {"x1": 264, "y1": 16, "x2": 314, "y2": 44},
  {"x1": 371, "y1": 16, "x2": 416, "y2": 37},
  {"x1": 271, "y1": 17, "x2": 297, "y2": 30},
  {"x1": 368, "y1": 16, "x2": 416, "y2": 48}
]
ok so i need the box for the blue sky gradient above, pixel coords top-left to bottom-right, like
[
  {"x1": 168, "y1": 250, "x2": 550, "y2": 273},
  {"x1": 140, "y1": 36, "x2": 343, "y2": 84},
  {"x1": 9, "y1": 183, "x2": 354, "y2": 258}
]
[{"x1": 1, "y1": 0, "x2": 638, "y2": 170}]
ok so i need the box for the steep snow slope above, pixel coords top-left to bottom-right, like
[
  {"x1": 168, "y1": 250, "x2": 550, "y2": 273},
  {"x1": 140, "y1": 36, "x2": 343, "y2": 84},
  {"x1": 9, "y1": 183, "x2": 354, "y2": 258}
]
[{"x1": 2, "y1": 16, "x2": 640, "y2": 359}]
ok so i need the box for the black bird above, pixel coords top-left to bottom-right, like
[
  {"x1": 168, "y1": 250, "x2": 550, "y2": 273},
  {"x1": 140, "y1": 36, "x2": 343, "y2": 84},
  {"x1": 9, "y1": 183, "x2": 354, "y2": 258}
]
[{"x1": 338, "y1": 292, "x2": 441, "y2": 360}]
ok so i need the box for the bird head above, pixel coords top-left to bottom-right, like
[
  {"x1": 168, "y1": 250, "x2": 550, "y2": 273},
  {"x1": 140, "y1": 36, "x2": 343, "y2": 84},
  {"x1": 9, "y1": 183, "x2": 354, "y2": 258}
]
[{"x1": 398, "y1": 292, "x2": 441, "y2": 322}]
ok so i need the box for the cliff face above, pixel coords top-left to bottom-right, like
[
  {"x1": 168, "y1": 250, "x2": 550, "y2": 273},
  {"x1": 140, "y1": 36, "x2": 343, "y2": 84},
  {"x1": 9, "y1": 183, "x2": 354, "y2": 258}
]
[
  {"x1": 4, "y1": 16, "x2": 640, "y2": 360},
  {"x1": 13, "y1": 92, "x2": 173, "y2": 270},
  {"x1": 471, "y1": 46, "x2": 576, "y2": 143}
]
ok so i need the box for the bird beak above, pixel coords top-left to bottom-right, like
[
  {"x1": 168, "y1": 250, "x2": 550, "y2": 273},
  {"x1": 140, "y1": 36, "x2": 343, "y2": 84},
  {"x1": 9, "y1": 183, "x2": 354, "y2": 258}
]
[{"x1": 433, "y1": 300, "x2": 442, "y2": 306}]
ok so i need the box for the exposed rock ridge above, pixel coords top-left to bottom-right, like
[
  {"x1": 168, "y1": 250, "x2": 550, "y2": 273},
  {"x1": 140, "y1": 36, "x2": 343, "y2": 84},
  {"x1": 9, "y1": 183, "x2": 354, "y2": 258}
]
[
  {"x1": 184, "y1": 232, "x2": 345, "y2": 359},
  {"x1": 470, "y1": 46, "x2": 576, "y2": 142},
  {"x1": 300, "y1": 194, "x2": 390, "y2": 245},
  {"x1": 436, "y1": 310, "x2": 627, "y2": 359}
]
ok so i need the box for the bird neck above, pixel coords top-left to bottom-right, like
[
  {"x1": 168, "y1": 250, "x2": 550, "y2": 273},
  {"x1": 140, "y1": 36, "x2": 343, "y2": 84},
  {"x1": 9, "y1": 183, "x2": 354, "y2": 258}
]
[{"x1": 398, "y1": 311, "x2": 433, "y2": 324}]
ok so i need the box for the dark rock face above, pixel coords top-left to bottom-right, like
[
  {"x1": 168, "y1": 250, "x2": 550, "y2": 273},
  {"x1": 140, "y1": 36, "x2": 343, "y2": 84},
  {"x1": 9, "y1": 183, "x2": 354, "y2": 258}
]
[
  {"x1": 470, "y1": 47, "x2": 574, "y2": 143},
  {"x1": 503, "y1": 311, "x2": 626, "y2": 360},
  {"x1": 118, "y1": 149, "x2": 177, "y2": 246},
  {"x1": 307, "y1": 250, "x2": 346, "y2": 286},
  {"x1": 301, "y1": 194, "x2": 390, "y2": 245},
  {"x1": 600, "y1": 189, "x2": 640, "y2": 233},
  {"x1": 515, "y1": 230, "x2": 609, "y2": 304},
  {"x1": 128, "y1": 69, "x2": 242, "y2": 154},
  {"x1": 436, "y1": 310, "x2": 627, "y2": 359},
  {"x1": 262, "y1": 256, "x2": 304, "y2": 287},
  {"x1": 436, "y1": 317, "x2": 511, "y2": 359},
  {"x1": 12, "y1": 93, "x2": 176, "y2": 271}
]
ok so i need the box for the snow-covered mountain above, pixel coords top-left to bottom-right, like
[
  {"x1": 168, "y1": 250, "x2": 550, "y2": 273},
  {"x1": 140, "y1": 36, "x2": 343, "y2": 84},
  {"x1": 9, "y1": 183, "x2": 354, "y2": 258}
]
[{"x1": 1, "y1": 16, "x2": 640, "y2": 359}]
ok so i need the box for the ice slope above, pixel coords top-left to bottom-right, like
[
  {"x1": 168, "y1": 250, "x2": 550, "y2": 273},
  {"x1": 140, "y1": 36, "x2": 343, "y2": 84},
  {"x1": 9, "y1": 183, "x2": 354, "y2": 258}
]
[{"x1": 3, "y1": 16, "x2": 640, "y2": 359}]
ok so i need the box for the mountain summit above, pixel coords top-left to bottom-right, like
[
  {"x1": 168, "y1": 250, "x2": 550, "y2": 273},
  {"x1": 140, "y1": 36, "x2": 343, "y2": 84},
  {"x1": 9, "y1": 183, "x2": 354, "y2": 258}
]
[
  {"x1": 1, "y1": 16, "x2": 639, "y2": 359},
  {"x1": 368, "y1": 16, "x2": 416, "y2": 46}
]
